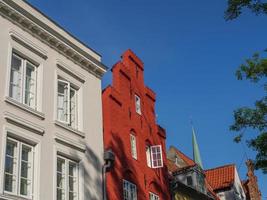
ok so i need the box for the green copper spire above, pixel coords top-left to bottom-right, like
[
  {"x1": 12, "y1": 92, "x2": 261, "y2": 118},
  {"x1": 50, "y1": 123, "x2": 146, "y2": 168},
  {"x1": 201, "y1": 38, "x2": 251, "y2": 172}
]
[{"x1": 192, "y1": 126, "x2": 203, "y2": 168}]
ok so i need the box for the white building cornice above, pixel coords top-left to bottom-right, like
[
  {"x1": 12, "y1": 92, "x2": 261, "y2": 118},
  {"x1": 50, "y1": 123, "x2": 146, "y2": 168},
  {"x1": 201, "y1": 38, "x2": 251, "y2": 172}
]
[{"x1": 0, "y1": 0, "x2": 108, "y2": 78}]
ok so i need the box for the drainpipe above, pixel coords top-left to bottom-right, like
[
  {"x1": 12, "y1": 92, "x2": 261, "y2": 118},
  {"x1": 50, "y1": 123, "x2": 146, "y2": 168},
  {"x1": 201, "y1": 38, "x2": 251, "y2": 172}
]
[{"x1": 102, "y1": 149, "x2": 115, "y2": 200}]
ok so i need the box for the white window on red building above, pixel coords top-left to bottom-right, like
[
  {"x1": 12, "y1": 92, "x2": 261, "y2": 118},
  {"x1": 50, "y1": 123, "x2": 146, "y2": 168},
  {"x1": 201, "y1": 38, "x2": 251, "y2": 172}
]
[
  {"x1": 146, "y1": 145, "x2": 152, "y2": 168},
  {"x1": 146, "y1": 145, "x2": 163, "y2": 168},
  {"x1": 135, "y1": 95, "x2": 141, "y2": 115},
  {"x1": 150, "y1": 145, "x2": 163, "y2": 168},
  {"x1": 123, "y1": 180, "x2": 137, "y2": 200},
  {"x1": 130, "y1": 134, "x2": 137, "y2": 160},
  {"x1": 149, "y1": 192, "x2": 160, "y2": 200}
]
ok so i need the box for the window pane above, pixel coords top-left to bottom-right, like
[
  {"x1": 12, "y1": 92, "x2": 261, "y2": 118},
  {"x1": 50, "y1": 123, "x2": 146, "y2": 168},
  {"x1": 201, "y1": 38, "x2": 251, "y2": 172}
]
[
  {"x1": 5, "y1": 156, "x2": 14, "y2": 174},
  {"x1": 4, "y1": 174, "x2": 14, "y2": 192},
  {"x1": 69, "y1": 177, "x2": 74, "y2": 191},
  {"x1": 22, "y1": 145, "x2": 31, "y2": 161},
  {"x1": 21, "y1": 162, "x2": 28, "y2": 178},
  {"x1": 4, "y1": 139, "x2": 17, "y2": 193},
  {"x1": 69, "y1": 192, "x2": 74, "y2": 200},
  {"x1": 24, "y1": 62, "x2": 36, "y2": 108},
  {"x1": 57, "y1": 188, "x2": 64, "y2": 200},
  {"x1": 69, "y1": 161, "x2": 77, "y2": 200},
  {"x1": 69, "y1": 162, "x2": 76, "y2": 176},
  {"x1": 20, "y1": 178, "x2": 28, "y2": 195},
  {"x1": 70, "y1": 88, "x2": 77, "y2": 129},
  {"x1": 57, "y1": 80, "x2": 69, "y2": 123},
  {"x1": 6, "y1": 140, "x2": 16, "y2": 157},
  {"x1": 9, "y1": 54, "x2": 22, "y2": 101},
  {"x1": 20, "y1": 145, "x2": 32, "y2": 196},
  {"x1": 57, "y1": 158, "x2": 65, "y2": 188}
]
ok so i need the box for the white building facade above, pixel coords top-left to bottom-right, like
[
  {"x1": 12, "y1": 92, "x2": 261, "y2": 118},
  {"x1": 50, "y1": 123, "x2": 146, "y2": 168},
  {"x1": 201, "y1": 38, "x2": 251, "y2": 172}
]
[{"x1": 0, "y1": 0, "x2": 107, "y2": 199}]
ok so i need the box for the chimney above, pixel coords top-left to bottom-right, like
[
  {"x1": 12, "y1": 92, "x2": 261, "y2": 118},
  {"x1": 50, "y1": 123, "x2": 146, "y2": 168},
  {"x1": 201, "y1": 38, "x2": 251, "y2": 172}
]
[{"x1": 244, "y1": 160, "x2": 262, "y2": 200}]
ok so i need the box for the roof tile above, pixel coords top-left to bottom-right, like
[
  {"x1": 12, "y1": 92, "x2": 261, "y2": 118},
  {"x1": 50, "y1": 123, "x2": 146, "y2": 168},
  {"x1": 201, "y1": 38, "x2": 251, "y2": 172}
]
[{"x1": 205, "y1": 164, "x2": 235, "y2": 191}]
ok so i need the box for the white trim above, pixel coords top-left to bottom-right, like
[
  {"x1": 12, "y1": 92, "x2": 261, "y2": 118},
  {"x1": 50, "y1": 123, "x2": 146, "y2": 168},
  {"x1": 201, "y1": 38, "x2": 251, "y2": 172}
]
[
  {"x1": 54, "y1": 132, "x2": 86, "y2": 152},
  {"x1": 4, "y1": 111, "x2": 45, "y2": 135},
  {"x1": 5, "y1": 96, "x2": 45, "y2": 120},
  {"x1": 9, "y1": 29, "x2": 48, "y2": 59},
  {"x1": 54, "y1": 120, "x2": 85, "y2": 138},
  {"x1": 56, "y1": 59, "x2": 86, "y2": 83}
]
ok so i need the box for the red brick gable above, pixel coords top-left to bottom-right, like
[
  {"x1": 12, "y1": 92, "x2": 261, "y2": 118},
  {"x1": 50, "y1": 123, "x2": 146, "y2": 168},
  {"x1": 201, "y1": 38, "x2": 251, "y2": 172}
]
[{"x1": 103, "y1": 50, "x2": 170, "y2": 200}]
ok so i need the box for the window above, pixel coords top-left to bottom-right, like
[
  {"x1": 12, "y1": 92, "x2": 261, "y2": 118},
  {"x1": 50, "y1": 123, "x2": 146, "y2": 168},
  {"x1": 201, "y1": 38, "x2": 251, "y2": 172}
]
[
  {"x1": 150, "y1": 145, "x2": 163, "y2": 168},
  {"x1": 123, "y1": 180, "x2": 137, "y2": 200},
  {"x1": 146, "y1": 145, "x2": 163, "y2": 168},
  {"x1": 146, "y1": 145, "x2": 151, "y2": 168},
  {"x1": 197, "y1": 173, "x2": 205, "y2": 193},
  {"x1": 130, "y1": 134, "x2": 137, "y2": 159},
  {"x1": 149, "y1": 192, "x2": 160, "y2": 200},
  {"x1": 57, "y1": 78, "x2": 78, "y2": 129},
  {"x1": 186, "y1": 176, "x2": 193, "y2": 186},
  {"x1": 135, "y1": 95, "x2": 141, "y2": 115},
  {"x1": 4, "y1": 137, "x2": 34, "y2": 198},
  {"x1": 9, "y1": 53, "x2": 37, "y2": 109},
  {"x1": 57, "y1": 156, "x2": 79, "y2": 200}
]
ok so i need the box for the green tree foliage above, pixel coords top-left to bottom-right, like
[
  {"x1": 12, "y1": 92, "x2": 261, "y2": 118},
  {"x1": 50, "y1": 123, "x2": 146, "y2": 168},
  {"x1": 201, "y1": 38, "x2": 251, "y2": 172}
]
[
  {"x1": 230, "y1": 52, "x2": 267, "y2": 173},
  {"x1": 226, "y1": 1, "x2": 267, "y2": 173},
  {"x1": 225, "y1": 0, "x2": 267, "y2": 20}
]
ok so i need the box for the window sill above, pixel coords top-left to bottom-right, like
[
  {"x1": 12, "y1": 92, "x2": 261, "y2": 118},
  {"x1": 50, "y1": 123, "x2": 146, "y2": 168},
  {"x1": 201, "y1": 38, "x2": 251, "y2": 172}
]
[
  {"x1": 5, "y1": 97, "x2": 45, "y2": 120},
  {"x1": 54, "y1": 120, "x2": 85, "y2": 138},
  {"x1": 0, "y1": 193, "x2": 32, "y2": 200}
]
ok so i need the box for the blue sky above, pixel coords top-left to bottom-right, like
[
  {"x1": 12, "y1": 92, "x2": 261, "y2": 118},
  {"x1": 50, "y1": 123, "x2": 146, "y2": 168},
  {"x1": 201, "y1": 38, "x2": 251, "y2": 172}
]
[{"x1": 28, "y1": 0, "x2": 267, "y2": 197}]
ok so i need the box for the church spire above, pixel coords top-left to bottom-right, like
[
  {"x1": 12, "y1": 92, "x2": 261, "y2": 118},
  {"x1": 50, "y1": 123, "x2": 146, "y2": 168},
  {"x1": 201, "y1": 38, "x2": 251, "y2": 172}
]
[{"x1": 192, "y1": 125, "x2": 203, "y2": 168}]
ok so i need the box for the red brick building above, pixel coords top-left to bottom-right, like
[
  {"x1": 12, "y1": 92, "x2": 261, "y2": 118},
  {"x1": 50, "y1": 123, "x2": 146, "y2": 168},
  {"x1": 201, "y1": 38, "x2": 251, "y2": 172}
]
[{"x1": 102, "y1": 50, "x2": 170, "y2": 200}]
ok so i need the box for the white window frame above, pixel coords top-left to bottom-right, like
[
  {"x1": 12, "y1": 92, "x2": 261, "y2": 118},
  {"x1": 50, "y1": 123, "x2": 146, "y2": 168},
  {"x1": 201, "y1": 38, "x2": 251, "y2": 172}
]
[
  {"x1": 123, "y1": 179, "x2": 137, "y2": 200},
  {"x1": 9, "y1": 52, "x2": 38, "y2": 110},
  {"x1": 130, "y1": 134, "x2": 137, "y2": 160},
  {"x1": 56, "y1": 155, "x2": 79, "y2": 200},
  {"x1": 3, "y1": 137, "x2": 34, "y2": 199},
  {"x1": 149, "y1": 192, "x2": 160, "y2": 200},
  {"x1": 146, "y1": 145, "x2": 152, "y2": 168},
  {"x1": 135, "y1": 95, "x2": 141, "y2": 115},
  {"x1": 57, "y1": 78, "x2": 79, "y2": 130},
  {"x1": 150, "y1": 145, "x2": 163, "y2": 168}
]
